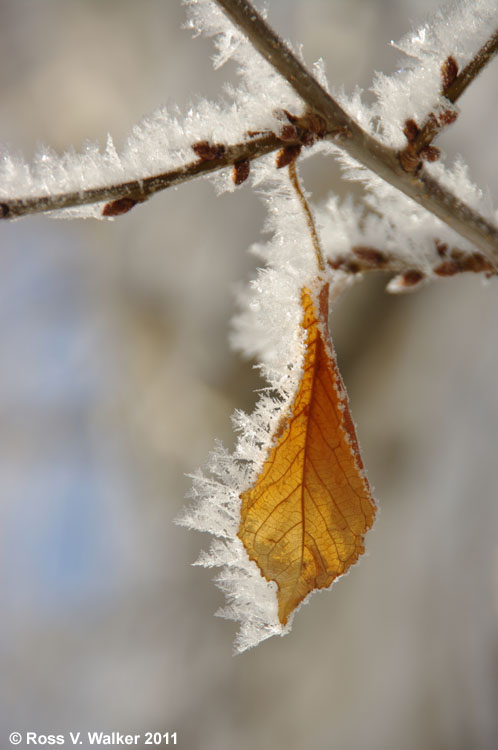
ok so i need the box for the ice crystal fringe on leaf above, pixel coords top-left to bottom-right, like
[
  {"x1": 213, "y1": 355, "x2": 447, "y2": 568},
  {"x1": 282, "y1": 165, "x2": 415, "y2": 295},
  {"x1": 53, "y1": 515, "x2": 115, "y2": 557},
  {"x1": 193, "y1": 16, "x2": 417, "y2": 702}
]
[
  {"x1": 237, "y1": 283, "x2": 376, "y2": 626},
  {"x1": 178, "y1": 162, "x2": 333, "y2": 653}
]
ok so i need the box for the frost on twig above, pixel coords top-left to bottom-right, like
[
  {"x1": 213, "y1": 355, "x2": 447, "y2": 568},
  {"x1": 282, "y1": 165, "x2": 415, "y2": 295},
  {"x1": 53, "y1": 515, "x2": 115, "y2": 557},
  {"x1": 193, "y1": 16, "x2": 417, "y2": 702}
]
[
  {"x1": 215, "y1": 0, "x2": 498, "y2": 258},
  {"x1": 364, "y1": 0, "x2": 498, "y2": 151},
  {"x1": 0, "y1": 0, "x2": 304, "y2": 220},
  {"x1": 317, "y1": 195, "x2": 497, "y2": 294},
  {"x1": 0, "y1": 0, "x2": 497, "y2": 263}
]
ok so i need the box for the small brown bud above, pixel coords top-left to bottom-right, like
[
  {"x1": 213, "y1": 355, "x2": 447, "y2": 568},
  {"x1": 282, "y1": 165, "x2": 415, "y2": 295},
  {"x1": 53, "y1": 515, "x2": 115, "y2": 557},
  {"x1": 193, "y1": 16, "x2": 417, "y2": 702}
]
[
  {"x1": 435, "y1": 240, "x2": 448, "y2": 257},
  {"x1": 400, "y1": 270, "x2": 426, "y2": 286},
  {"x1": 463, "y1": 252, "x2": 493, "y2": 273},
  {"x1": 441, "y1": 56, "x2": 459, "y2": 91},
  {"x1": 280, "y1": 124, "x2": 298, "y2": 142},
  {"x1": 232, "y1": 159, "x2": 250, "y2": 185},
  {"x1": 387, "y1": 270, "x2": 426, "y2": 293},
  {"x1": 102, "y1": 196, "x2": 143, "y2": 217},
  {"x1": 434, "y1": 260, "x2": 459, "y2": 276},
  {"x1": 353, "y1": 246, "x2": 387, "y2": 267},
  {"x1": 399, "y1": 145, "x2": 420, "y2": 173},
  {"x1": 420, "y1": 145, "x2": 440, "y2": 162},
  {"x1": 438, "y1": 108, "x2": 458, "y2": 127},
  {"x1": 192, "y1": 141, "x2": 226, "y2": 161},
  {"x1": 282, "y1": 109, "x2": 299, "y2": 125},
  {"x1": 435, "y1": 252, "x2": 493, "y2": 276},
  {"x1": 276, "y1": 144, "x2": 302, "y2": 168},
  {"x1": 301, "y1": 131, "x2": 316, "y2": 148},
  {"x1": 327, "y1": 257, "x2": 345, "y2": 271},
  {"x1": 328, "y1": 257, "x2": 362, "y2": 274},
  {"x1": 305, "y1": 112, "x2": 327, "y2": 139},
  {"x1": 403, "y1": 119, "x2": 420, "y2": 143},
  {"x1": 347, "y1": 261, "x2": 362, "y2": 274}
]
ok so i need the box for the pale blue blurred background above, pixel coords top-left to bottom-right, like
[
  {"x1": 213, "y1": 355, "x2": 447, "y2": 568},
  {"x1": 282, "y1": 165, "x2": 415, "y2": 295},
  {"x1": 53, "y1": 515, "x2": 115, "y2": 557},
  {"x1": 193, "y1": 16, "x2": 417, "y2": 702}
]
[{"x1": 0, "y1": 1, "x2": 497, "y2": 749}]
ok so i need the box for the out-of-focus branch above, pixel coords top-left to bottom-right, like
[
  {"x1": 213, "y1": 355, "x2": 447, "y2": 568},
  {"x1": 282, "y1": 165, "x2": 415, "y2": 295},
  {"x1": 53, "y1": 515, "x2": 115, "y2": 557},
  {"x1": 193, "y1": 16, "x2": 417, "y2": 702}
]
[
  {"x1": 329, "y1": 241, "x2": 497, "y2": 294},
  {"x1": 214, "y1": 0, "x2": 498, "y2": 261}
]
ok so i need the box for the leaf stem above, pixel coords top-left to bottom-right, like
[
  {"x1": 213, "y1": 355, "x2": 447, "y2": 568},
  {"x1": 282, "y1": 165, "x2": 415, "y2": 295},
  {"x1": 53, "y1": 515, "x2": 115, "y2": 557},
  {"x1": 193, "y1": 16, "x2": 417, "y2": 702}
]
[{"x1": 288, "y1": 161, "x2": 325, "y2": 273}]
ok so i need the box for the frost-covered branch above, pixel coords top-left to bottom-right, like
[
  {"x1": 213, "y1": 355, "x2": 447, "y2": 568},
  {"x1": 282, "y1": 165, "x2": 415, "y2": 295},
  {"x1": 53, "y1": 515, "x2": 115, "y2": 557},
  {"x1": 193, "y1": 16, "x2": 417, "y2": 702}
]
[
  {"x1": 0, "y1": 108, "x2": 349, "y2": 220},
  {"x1": 328, "y1": 242, "x2": 496, "y2": 294},
  {"x1": 401, "y1": 30, "x2": 498, "y2": 167},
  {"x1": 0, "y1": 0, "x2": 496, "y2": 266},
  {"x1": 0, "y1": 109, "x2": 347, "y2": 220},
  {"x1": 0, "y1": 131, "x2": 282, "y2": 220},
  {"x1": 214, "y1": 0, "x2": 498, "y2": 259}
]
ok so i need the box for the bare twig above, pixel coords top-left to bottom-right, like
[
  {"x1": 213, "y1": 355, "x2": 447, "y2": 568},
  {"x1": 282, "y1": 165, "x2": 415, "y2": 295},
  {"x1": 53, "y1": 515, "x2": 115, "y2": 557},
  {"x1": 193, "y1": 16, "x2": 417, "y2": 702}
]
[{"x1": 214, "y1": 0, "x2": 498, "y2": 260}]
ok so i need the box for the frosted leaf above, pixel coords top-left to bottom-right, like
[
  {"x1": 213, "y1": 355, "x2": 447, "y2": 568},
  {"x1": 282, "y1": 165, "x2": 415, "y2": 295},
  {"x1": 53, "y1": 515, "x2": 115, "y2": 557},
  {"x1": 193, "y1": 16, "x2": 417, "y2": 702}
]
[{"x1": 178, "y1": 162, "x2": 332, "y2": 652}]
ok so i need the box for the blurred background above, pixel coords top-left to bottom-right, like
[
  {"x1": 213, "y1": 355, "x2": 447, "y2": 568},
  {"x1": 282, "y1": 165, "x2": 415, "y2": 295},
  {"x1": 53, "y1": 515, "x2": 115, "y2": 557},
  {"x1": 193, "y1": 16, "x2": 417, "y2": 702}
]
[{"x1": 0, "y1": 1, "x2": 497, "y2": 748}]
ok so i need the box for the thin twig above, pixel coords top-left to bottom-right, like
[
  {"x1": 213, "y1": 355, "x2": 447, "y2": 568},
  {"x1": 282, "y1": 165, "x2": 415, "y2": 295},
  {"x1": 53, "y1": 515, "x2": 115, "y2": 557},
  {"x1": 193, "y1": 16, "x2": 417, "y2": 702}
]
[
  {"x1": 0, "y1": 111, "x2": 333, "y2": 219},
  {"x1": 0, "y1": 132, "x2": 282, "y2": 219},
  {"x1": 446, "y1": 30, "x2": 498, "y2": 104},
  {"x1": 214, "y1": 0, "x2": 498, "y2": 260}
]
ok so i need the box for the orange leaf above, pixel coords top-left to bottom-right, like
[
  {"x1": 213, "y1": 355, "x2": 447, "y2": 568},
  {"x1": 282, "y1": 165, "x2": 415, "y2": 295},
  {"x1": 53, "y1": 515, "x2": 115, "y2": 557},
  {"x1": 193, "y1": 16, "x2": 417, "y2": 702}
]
[{"x1": 238, "y1": 283, "x2": 376, "y2": 624}]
